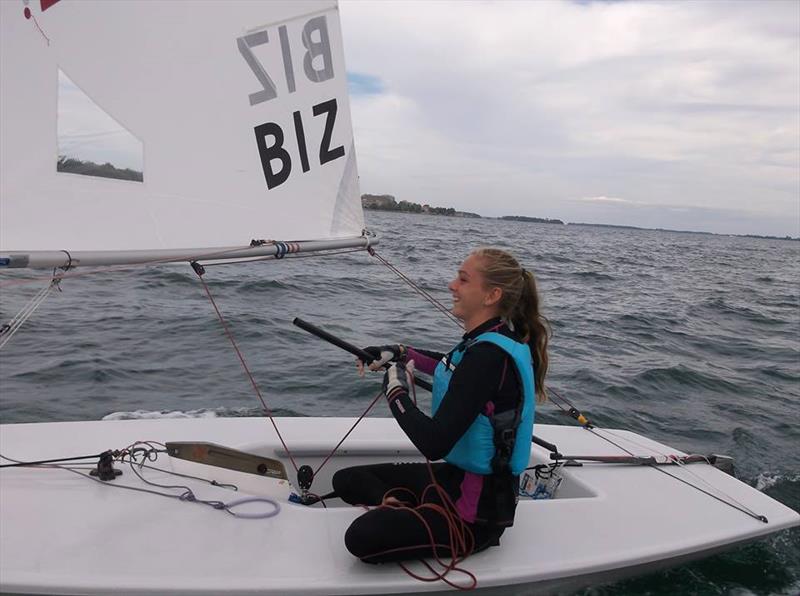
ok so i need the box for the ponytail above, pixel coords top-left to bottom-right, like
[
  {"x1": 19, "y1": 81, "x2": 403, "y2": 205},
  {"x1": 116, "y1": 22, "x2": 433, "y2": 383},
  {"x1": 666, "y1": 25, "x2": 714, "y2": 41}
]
[{"x1": 472, "y1": 248, "x2": 551, "y2": 402}]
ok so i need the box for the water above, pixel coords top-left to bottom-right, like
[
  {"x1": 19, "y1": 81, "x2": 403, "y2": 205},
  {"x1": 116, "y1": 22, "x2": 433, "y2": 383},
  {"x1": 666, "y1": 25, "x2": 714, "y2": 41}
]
[{"x1": 1, "y1": 211, "x2": 798, "y2": 594}]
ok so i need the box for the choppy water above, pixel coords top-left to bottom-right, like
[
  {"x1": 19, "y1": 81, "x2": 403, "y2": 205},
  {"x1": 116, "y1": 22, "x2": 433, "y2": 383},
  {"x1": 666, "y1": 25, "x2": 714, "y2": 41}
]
[{"x1": 1, "y1": 211, "x2": 798, "y2": 595}]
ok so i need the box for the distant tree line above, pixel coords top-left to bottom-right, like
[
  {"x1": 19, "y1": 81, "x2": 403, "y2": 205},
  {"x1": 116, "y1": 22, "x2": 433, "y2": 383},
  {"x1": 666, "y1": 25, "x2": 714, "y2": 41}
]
[
  {"x1": 57, "y1": 156, "x2": 143, "y2": 182},
  {"x1": 362, "y1": 194, "x2": 458, "y2": 216},
  {"x1": 501, "y1": 215, "x2": 564, "y2": 225}
]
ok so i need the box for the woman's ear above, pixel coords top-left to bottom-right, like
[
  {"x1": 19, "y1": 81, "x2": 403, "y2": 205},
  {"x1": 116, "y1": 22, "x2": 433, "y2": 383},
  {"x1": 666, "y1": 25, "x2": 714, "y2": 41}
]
[{"x1": 484, "y1": 286, "x2": 503, "y2": 307}]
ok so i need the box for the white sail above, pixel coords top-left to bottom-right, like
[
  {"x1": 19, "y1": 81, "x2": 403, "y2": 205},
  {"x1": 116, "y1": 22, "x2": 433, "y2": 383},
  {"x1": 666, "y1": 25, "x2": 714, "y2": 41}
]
[{"x1": 0, "y1": 0, "x2": 365, "y2": 264}]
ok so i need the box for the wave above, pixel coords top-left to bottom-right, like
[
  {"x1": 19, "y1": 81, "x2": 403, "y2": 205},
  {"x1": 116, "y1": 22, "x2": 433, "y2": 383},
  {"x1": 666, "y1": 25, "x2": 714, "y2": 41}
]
[
  {"x1": 753, "y1": 471, "x2": 800, "y2": 493},
  {"x1": 102, "y1": 406, "x2": 304, "y2": 420},
  {"x1": 571, "y1": 271, "x2": 615, "y2": 281},
  {"x1": 236, "y1": 279, "x2": 291, "y2": 292},
  {"x1": 534, "y1": 253, "x2": 576, "y2": 264},
  {"x1": 9, "y1": 357, "x2": 131, "y2": 382},
  {"x1": 695, "y1": 297, "x2": 786, "y2": 326},
  {"x1": 136, "y1": 268, "x2": 198, "y2": 288},
  {"x1": 633, "y1": 365, "x2": 739, "y2": 393}
]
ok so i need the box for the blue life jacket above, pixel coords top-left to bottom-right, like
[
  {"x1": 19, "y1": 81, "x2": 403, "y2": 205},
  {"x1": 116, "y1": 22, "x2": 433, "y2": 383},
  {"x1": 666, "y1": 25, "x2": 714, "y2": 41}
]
[{"x1": 430, "y1": 332, "x2": 535, "y2": 475}]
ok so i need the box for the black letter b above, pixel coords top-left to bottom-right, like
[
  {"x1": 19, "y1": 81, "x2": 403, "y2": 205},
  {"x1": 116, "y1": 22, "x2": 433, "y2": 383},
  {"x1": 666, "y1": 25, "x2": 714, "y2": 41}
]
[{"x1": 254, "y1": 122, "x2": 291, "y2": 189}]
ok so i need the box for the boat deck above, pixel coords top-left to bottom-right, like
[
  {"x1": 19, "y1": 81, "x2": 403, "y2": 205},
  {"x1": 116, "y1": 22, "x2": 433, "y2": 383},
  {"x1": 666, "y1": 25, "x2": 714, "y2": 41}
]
[{"x1": 1, "y1": 417, "x2": 797, "y2": 595}]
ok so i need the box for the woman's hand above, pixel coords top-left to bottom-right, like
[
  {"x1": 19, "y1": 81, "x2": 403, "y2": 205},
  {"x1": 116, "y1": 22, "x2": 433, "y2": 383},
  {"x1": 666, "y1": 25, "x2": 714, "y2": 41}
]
[
  {"x1": 382, "y1": 361, "x2": 413, "y2": 404},
  {"x1": 381, "y1": 496, "x2": 403, "y2": 507},
  {"x1": 356, "y1": 344, "x2": 406, "y2": 377}
]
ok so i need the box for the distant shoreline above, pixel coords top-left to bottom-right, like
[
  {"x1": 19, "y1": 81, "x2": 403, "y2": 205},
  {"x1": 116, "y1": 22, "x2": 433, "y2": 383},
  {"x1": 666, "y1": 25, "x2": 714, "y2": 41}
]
[
  {"x1": 555, "y1": 222, "x2": 796, "y2": 241},
  {"x1": 362, "y1": 196, "x2": 798, "y2": 241}
]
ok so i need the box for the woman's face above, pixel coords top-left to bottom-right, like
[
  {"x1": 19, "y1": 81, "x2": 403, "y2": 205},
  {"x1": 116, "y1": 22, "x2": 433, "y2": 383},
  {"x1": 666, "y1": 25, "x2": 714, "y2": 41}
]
[{"x1": 448, "y1": 254, "x2": 496, "y2": 324}]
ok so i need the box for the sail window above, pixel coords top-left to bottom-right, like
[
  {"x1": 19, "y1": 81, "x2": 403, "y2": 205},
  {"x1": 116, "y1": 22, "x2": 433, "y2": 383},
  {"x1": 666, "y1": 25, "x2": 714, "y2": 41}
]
[{"x1": 57, "y1": 69, "x2": 143, "y2": 182}]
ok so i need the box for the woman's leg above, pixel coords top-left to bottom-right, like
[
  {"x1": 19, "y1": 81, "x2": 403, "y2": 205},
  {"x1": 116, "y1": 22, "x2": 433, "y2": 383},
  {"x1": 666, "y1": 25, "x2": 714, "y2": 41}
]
[
  {"x1": 344, "y1": 505, "x2": 460, "y2": 563},
  {"x1": 344, "y1": 506, "x2": 504, "y2": 563},
  {"x1": 332, "y1": 462, "x2": 445, "y2": 506},
  {"x1": 335, "y1": 462, "x2": 506, "y2": 563}
]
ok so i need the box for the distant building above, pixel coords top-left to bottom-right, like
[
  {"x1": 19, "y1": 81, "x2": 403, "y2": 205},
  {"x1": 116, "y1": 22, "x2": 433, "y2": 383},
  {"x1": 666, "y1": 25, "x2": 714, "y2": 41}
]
[{"x1": 361, "y1": 194, "x2": 398, "y2": 210}]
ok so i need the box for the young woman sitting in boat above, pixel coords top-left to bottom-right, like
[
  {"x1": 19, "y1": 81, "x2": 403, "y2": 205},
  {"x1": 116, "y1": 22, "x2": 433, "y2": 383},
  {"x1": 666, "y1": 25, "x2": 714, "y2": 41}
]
[{"x1": 332, "y1": 247, "x2": 550, "y2": 563}]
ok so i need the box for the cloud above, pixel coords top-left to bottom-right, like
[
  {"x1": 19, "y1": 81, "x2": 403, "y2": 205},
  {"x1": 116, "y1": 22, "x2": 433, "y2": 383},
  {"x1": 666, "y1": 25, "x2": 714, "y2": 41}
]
[
  {"x1": 340, "y1": 0, "x2": 800, "y2": 236},
  {"x1": 57, "y1": 70, "x2": 143, "y2": 171},
  {"x1": 579, "y1": 196, "x2": 639, "y2": 205}
]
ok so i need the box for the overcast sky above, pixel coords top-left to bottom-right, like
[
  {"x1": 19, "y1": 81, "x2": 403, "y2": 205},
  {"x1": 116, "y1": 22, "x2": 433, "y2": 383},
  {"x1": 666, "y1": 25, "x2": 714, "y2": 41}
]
[
  {"x1": 58, "y1": 71, "x2": 143, "y2": 172},
  {"x1": 56, "y1": 0, "x2": 798, "y2": 236},
  {"x1": 340, "y1": 0, "x2": 800, "y2": 237}
]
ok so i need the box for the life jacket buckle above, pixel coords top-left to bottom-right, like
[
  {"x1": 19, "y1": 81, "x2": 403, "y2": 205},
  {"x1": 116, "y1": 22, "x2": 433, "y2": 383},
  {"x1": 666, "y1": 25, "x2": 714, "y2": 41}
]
[{"x1": 499, "y1": 428, "x2": 516, "y2": 447}]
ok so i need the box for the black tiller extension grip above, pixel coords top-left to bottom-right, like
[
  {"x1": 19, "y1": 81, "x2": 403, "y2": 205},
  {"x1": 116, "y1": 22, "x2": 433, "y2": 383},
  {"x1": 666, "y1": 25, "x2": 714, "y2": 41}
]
[
  {"x1": 292, "y1": 317, "x2": 433, "y2": 392},
  {"x1": 294, "y1": 317, "x2": 558, "y2": 449}
]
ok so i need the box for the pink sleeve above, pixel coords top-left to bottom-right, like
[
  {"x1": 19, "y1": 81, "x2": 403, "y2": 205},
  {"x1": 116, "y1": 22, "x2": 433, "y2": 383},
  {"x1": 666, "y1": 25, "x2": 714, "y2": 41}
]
[{"x1": 406, "y1": 347, "x2": 439, "y2": 376}]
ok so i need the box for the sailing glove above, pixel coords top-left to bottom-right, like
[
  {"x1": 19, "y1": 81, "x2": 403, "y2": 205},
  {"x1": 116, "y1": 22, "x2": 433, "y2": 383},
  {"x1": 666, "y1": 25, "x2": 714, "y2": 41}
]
[
  {"x1": 361, "y1": 344, "x2": 406, "y2": 371},
  {"x1": 382, "y1": 362, "x2": 410, "y2": 404}
]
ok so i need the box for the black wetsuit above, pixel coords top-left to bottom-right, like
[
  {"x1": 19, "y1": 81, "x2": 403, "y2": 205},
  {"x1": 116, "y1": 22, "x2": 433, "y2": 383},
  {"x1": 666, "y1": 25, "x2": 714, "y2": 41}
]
[{"x1": 333, "y1": 318, "x2": 525, "y2": 563}]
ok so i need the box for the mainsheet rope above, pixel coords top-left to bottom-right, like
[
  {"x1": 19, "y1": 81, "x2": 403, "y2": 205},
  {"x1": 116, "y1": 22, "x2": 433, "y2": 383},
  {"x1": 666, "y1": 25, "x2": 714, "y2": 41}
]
[
  {"x1": 192, "y1": 248, "x2": 478, "y2": 588},
  {"x1": 192, "y1": 262, "x2": 301, "y2": 476},
  {"x1": 190, "y1": 248, "x2": 459, "y2": 484},
  {"x1": 0, "y1": 443, "x2": 280, "y2": 519}
]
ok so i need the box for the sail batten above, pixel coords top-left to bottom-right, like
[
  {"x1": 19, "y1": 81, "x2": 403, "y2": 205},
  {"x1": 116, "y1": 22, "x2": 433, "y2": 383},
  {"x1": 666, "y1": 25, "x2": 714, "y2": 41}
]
[{"x1": 0, "y1": 1, "x2": 364, "y2": 262}]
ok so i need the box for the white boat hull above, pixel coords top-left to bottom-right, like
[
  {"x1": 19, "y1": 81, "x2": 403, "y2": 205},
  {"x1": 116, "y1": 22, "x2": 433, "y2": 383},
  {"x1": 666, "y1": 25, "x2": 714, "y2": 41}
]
[{"x1": 1, "y1": 417, "x2": 798, "y2": 595}]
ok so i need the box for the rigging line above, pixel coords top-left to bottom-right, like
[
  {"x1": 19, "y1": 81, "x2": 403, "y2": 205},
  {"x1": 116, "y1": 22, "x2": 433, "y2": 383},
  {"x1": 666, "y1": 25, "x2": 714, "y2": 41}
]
[
  {"x1": 581, "y1": 426, "x2": 768, "y2": 523},
  {"x1": 0, "y1": 282, "x2": 50, "y2": 332},
  {"x1": 544, "y1": 386, "x2": 594, "y2": 428},
  {"x1": 596, "y1": 427, "x2": 767, "y2": 520},
  {"x1": 313, "y1": 389, "x2": 385, "y2": 477},
  {"x1": 4, "y1": 447, "x2": 280, "y2": 519},
  {"x1": 598, "y1": 427, "x2": 668, "y2": 457},
  {"x1": 0, "y1": 448, "x2": 235, "y2": 492},
  {"x1": 192, "y1": 265, "x2": 300, "y2": 475},
  {"x1": 368, "y1": 249, "x2": 463, "y2": 329},
  {"x1": 367, "y1": 251, "x2": 595, "y2": 431},
  {"x1": 376, "y1": 255, "x2": 461, "y2": 327},
  {"x1": 37, "y1": 456, "x2": 279, "y2": 519},
  {"x1": 311, "y1": 358, "x2": 413, "y2": 480},
  {"x1": 651, "y1": 464, "x2": 768, "y2": 523},
  {"x1": 364, "y1": 250, "x2": 765, "y2": 524},
  {"x1": 538, "y1": 397, "x2": 768, "y2": 523},
  {"x1": 115, "y1": 446, "x2": 282, "y2": 519},
  {"x1": 0, "y1": 452, "x2": 104, "y2": 468},
  {"x1": 366, "y1": 250, "x2": 590, "y2": 424},
  {"x1": 0, "y1": 278, "x2": 60, "y2": 351},
  {"x1": 669, "y1": 457, "x2": 766, "y2": 519}
]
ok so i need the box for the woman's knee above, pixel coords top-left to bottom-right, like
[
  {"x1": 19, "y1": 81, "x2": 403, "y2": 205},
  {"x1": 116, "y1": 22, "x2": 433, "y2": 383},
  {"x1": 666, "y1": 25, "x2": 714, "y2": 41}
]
[
  {"x1": 344, "y1": 515, "x2": 381, "y2": 560},
  {"x1": 332, "y1": 466, "x2": 364, "y2": 504},
  {"x1": 331, "y1": 467, "x2": 348, "y2": 495}
]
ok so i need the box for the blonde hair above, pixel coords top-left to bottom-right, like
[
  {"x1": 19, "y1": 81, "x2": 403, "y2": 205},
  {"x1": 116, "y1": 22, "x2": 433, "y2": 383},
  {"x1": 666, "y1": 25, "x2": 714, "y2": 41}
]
[{"x1": 472, "y1": 248, "x2": 550, "y2": 403}]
